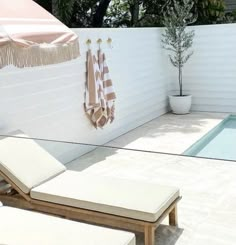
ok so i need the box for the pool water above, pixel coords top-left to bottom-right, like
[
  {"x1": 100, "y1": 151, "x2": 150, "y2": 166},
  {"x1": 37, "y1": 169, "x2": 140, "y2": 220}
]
[{"x1": 184, "y1": 115, "x2": 236, "y2": 161}]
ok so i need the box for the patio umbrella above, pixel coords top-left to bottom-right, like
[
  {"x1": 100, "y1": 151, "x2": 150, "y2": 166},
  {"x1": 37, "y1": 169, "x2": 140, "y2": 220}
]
[{"x1": 0, "y1": 0, "x2": 80, "y2": 69}]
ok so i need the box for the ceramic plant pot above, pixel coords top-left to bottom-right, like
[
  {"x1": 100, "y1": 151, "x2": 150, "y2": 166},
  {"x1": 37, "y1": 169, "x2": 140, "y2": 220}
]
[{"x1": 168, "y1": 95, "x2": 192, "y2": 114}]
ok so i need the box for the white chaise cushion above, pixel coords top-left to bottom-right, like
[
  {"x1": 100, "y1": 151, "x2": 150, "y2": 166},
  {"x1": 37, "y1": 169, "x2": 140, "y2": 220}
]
[
  {"x1": 0, "y1": 206, "x2": 135, "y2": 245},
  {"x1": 0, "y1": 131, "x2": 66, "y2": 193},
  {"x1": 31, "y1": 170, "x2": 179, "y2": 222}
]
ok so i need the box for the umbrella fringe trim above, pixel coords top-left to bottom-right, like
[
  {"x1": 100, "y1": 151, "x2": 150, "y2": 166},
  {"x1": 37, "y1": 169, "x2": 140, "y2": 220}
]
[{"x1": 0, "y1": 41, "x2": 80, "y2": 68}]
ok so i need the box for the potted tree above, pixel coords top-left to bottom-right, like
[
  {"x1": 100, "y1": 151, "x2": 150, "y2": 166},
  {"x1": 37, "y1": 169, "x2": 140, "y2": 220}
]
[{"x1": 162, "y1": 0, "x2": 196, "y2": 114}]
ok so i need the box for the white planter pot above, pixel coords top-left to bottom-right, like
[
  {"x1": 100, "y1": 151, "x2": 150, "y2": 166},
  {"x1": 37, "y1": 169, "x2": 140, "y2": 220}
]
[{"x1": 169, "y1": 95, "x2": 192, "y2": 114}]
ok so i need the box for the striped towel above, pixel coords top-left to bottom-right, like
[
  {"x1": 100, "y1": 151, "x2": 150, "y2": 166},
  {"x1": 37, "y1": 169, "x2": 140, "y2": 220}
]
[
  {"x1": 98, "y1": 49, "x2": 116, "y2": 123},
  {"x1": 84, "y1": 50, "x2": 107, "y2": 128}
]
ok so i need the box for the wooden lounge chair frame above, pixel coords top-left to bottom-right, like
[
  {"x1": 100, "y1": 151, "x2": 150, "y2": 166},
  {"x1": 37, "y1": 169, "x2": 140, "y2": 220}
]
[{"x1": 0, "y1": 170, "x2": 181, "y2": 245}]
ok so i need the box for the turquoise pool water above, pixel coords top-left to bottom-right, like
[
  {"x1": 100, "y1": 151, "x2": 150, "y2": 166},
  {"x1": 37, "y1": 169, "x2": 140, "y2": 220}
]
[{"x1": 184, "y1": 115, "x2": 236, "y2": 161}]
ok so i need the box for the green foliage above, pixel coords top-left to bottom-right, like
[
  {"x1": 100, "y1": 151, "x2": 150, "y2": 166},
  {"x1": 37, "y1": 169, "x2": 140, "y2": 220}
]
[
  {"x1": 195, "y1": 0, "x2": 226, "y2": 24},
  {"x1": 35, "y1": 0, "x2": 236, "y2": 27},
  {"x1": 162, "y1": 0, "x2": 195, "y2": 96},
  {"x1": 139, "y1": 0, "x2": 171, "y2": 27},
  {"x1": 233, "y1": 9, "x2": 236, "y2": 19},
  {"x1": 36, "y1": 0, "x2": 107, "y2": 27},
  {"x1": 56, "y1": 0, "x2": 75, "y2": 25},
  {"x1": 105, "y1": 0, "x2": 171, "y2": 27},
  {"x1": 70, "y1": 0, "x2": 98, "y2": 27},
  {"x1": 223, "y1": 9, "x2": 236, "y2": 23},
  {"x1": 105, "y1": 0, "x2": 130, "y2": 27}
]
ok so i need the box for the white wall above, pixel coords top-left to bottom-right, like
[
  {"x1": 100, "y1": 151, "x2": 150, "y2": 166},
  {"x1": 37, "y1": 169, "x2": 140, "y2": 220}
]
[
  {"x1": 2, "y1": 24, "x2": 234, "y2": 163},
  {"x1": 169, "y1": 23, "x2": 236, "y2": 113},
  {"x1": 0, "y1": 28, "x2": 169, "y2": 163}
]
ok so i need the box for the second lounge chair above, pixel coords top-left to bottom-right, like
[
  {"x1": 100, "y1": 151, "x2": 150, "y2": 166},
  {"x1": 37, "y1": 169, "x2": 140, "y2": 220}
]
[{"x1": 0, "y1": 202, "x2": 135, "y2": 245}]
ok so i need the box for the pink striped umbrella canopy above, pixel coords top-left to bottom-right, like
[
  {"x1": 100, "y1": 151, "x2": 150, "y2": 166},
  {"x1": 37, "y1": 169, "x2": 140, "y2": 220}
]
[{"x1": 0, "y1": 0, "x2": 80, "y2": 68}]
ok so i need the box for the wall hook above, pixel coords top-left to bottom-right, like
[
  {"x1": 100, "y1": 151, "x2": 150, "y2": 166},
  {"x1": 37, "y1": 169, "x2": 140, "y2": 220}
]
[
  {"x1": 86, "y1": 39, "x2": 92, "y2": 48},
  {"x1": 97, "y1": 38, "x2": 102, "y2": 49},
  {"x1": 107, "y1": 37, "x2": 113, "y2": 48}
]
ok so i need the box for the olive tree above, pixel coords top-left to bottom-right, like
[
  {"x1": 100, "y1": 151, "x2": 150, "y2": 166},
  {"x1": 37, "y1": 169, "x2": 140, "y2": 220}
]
[{"x1": 162, "y1": 0, "x2": 196, "y2": 96}]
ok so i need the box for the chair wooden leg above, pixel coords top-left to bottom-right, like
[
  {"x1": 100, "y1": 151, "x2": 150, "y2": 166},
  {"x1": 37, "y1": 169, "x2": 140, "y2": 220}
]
[
  {"x1": 169, "y1": 206, "x2": 178, "y2": 226},
  {"x1": 144, "y1": 225, "x2": 155, "y2": 245}
]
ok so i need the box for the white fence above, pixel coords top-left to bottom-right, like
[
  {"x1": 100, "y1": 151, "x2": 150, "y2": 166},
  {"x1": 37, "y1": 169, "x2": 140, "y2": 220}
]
[
  {"x1": 0, "y1": 28, "x2": 169, "y2": 163},
  {"x1": 169, "y1": 23, "x2": 236, "y2": 113},
  {"x1": 0, "y1": 24, "x2": 235, "y2": 163}
]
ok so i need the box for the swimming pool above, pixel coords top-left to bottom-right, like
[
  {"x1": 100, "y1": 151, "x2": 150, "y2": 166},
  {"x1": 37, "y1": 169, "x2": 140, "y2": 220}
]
[{"x1": 184, "y1": 115, "x2": 236, "y2": 161}]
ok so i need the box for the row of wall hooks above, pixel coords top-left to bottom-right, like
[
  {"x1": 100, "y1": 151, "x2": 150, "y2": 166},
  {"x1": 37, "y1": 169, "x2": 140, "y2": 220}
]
[{"x1": 86, "y1": 38, "x2": 113, "y2": 48}]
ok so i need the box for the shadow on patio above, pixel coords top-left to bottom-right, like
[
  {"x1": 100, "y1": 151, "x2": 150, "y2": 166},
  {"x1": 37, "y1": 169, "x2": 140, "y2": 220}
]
[{"x1": 68, "y1": 112, "x2": 227, "y2": 171}]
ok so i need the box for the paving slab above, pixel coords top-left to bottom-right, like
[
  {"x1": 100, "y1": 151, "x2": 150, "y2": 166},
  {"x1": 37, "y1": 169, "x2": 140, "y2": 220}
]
[{"x1": 68, "y1": 112, "x2": 235, "y2": 245}]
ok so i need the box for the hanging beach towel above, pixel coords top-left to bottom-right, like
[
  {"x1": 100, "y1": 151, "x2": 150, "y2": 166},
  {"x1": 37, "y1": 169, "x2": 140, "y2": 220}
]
[
  {"x1": 98, "y1": 49, "x2": 116, "y2": 123},
  {"x1": 84, "y1": 50, "x2": 107, "y2": 128}
]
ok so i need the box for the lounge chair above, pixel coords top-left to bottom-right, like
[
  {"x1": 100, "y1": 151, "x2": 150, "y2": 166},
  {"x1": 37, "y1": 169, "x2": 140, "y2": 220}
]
[
  {"x1": 0, "y1": 202, "x2": 135, "y2": 245},
  {"x1": 0, "y1": 131, "x2": 181, "y2": 245}
]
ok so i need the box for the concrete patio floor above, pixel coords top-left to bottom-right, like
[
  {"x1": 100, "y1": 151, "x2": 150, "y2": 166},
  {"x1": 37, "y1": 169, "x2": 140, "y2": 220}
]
[{"x1": 67, "y1": 112, "x2": 236, "y2": 245}]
